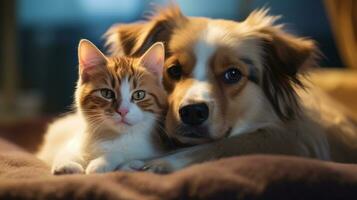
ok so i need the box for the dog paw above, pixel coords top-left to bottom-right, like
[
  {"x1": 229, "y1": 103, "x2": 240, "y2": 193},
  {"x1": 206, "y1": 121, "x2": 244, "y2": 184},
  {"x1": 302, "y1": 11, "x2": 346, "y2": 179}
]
[
  {"x1": 123, "y1": 159, "x2": 173, "y2": 174},
  {"x1": 86, "y1": 157, "x2": 114, "y2": 174},
  {"x1": 142, "y1": 160, "x2": 174, "y2": 174},
  {"x1": 52, "y1": 161, "x2": 84, "y2": 175},
  {"x1": 117, "y1": 160, "x2": 146, "y2": 172}
]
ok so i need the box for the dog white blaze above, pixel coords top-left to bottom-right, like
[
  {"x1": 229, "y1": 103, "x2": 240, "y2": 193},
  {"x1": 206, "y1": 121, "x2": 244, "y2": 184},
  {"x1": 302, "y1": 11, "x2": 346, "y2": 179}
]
[{"x1": 182, "y1": 24, "x2": 227, "y2": 105}]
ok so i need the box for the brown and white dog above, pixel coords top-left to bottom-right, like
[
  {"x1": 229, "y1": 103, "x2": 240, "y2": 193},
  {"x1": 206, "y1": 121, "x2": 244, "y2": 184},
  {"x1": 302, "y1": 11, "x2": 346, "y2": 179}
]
[{"x1": 105, "y1": 5, "x2": 357, "y2": 173}]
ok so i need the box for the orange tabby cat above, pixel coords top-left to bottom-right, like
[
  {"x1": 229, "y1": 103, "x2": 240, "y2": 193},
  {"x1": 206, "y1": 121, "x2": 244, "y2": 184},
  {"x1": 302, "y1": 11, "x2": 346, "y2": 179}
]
[{"x1": 37, "y1": 39, "x2": 167, "y2": 174}]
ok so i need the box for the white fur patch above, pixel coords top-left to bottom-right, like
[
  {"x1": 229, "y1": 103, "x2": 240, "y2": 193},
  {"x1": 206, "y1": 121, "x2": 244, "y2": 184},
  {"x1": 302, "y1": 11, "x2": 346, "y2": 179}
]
[
  {"x1": 36, "y1": 113, "x2": 86, "y2": 165},
  {"x1": 99, "y1": 112, "x2": 158, "y2": 161},
  {"x1": 118, "y1": 76, "x2": 144, "y2": 125},
  {"x1": 181, "y1": 23, "x2": 224, "y2": 105},
  {"x1": 181, "y1": 80, "x2": 213, "y2": 106},
  {"x1": 192, "y1": 24, "x2": 220, "y2": 81},
  {"x1": 120, "y1": 76, "x2": 131, "y2": 108}
]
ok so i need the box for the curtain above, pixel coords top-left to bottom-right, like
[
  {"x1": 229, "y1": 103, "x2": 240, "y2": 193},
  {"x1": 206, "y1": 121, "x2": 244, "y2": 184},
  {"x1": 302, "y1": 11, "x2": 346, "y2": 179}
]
[{"x1": 324, "y1": 0, "x2": 357, "y2": 69}]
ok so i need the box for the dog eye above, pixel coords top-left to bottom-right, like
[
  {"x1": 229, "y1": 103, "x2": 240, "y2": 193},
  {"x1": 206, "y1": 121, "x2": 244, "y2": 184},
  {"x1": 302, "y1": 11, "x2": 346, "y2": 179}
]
[
  {"x1": 167, "y1": 64, "x2": 182, "y2": 80},
  {"x1": 132, "y1": 90, "x2": 146, "y2": 101},
  {"x1": 100, "y1": 89, "x2": 115, "y2": 99},
  {"x1": 223, "y1": 68, "x2": 242, "y2": 84}
]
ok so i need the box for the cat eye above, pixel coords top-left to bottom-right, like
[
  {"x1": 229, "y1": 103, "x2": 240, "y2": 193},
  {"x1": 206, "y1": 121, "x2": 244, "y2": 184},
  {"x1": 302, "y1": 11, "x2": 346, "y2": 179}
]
[
  {"x1": 222, "y1": 68, "x2": 242, "y2": 84},
  {"x1": 132, "y1": 90, "x2": 146, "y2": 101},
  {"x1": 167, "y1": 63, "x2": 182, "y2": 80},
  {"x1": 100, "y1": 89, "x2": 115, "y2": 99}
]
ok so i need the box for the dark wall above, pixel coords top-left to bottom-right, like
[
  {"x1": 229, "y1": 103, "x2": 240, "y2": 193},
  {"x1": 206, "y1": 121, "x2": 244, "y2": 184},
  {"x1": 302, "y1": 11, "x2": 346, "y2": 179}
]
[{"x1": 15, "y1": 0, "x2": 342, "y2": 115}]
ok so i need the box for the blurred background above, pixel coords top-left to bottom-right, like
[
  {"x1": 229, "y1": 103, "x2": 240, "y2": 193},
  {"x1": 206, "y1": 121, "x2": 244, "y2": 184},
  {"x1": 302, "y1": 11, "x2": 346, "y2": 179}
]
[{"x1": 0, "y1": 0, "x2": 356, "y2": 151}]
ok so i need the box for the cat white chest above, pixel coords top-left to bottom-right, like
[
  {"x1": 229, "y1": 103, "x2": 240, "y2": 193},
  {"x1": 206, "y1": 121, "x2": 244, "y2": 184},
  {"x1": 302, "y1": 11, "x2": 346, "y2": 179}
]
[{"x1": 98, "y1": 115, "x2": 158, "y2": 161}]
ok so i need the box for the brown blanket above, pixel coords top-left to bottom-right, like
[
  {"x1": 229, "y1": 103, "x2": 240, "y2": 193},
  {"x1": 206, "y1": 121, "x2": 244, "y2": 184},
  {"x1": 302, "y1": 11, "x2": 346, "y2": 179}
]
[{"x1": 1, "y1": 138, "x2": 357, "y2": 200}]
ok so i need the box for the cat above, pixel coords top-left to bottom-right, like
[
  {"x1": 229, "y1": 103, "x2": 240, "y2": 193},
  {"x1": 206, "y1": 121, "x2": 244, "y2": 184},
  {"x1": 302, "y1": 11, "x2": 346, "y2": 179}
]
[{"x1": 37, "y1": 39, "x2": 168, "y2": 174}]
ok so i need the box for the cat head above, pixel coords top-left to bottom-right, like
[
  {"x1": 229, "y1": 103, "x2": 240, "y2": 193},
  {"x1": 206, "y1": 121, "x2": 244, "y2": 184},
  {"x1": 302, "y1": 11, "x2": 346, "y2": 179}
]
[{"x1": 75, "y1": 39, "x2": 167, "y2": 135}]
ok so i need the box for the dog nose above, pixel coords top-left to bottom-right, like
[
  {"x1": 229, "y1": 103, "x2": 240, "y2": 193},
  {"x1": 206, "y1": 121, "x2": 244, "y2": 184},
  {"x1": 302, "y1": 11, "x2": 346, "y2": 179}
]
[{"x1": 179, "y1": 103, "x2": 209, "y2": 126}]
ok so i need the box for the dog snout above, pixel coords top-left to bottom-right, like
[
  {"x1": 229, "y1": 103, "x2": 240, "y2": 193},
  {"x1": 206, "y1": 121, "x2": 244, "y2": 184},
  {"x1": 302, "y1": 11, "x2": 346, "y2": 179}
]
[{"x1": 179, "y1": 103, "x2": 209, "y2": 126}]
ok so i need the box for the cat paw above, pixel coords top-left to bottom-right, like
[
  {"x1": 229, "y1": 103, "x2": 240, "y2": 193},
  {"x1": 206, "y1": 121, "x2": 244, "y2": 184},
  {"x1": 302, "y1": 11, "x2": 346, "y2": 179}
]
[
  {"x1": 52, "y1": 161, "x2": 84, "y2": 175},
  {"x1": 86, "y1": 157, "x2": 114, "y2": 174}
]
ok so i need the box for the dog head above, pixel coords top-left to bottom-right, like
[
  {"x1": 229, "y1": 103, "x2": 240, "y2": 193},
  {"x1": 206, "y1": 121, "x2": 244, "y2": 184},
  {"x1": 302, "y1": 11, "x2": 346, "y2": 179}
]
[{"x1": 105, "y1": 5, "x2": 318, "y2": 145}]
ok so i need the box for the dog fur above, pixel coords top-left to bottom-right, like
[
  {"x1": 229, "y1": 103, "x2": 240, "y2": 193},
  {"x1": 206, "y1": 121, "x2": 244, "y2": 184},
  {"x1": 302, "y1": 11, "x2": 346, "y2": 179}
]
[{"x1": 105, "y1": 5, "x2": 357, "y2": 173}]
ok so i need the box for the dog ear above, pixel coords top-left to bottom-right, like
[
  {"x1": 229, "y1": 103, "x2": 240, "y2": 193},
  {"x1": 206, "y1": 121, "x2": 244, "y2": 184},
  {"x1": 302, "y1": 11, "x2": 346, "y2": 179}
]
[
  {"x1": 262, "y1": 30, "x2": 317, "y2": 121},
  {"x1": 261, "y1": 28, "x2": 317, "y2": 76},
  {"x1": 104, "y1": 4, "x2": 186, "y2": 57},
  {"x1": 245, "y1": 9, "x2": 318, "y2": 120}
]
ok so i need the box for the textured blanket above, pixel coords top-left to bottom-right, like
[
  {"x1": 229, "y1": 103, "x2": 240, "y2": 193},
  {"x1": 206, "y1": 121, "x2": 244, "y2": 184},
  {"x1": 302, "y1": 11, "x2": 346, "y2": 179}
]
[{"x1": 0, "y1": 137, "x2": 357, "y2": 200}]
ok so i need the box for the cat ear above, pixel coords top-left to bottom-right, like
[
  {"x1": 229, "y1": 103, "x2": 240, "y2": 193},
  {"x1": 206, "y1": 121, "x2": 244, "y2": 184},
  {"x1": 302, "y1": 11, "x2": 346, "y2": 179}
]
[
  {"x1": 78, "y1": 39, "x2": 107, "y2": 73},
  {"x1": 138, "y1": 42, "x2": 165, "y2": 80}
]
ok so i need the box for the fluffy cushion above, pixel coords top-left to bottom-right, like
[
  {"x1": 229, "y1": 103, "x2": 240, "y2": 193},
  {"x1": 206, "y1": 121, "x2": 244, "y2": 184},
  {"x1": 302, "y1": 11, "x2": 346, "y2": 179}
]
[{"x1": 0, "y1": 137, "x2": 357, "y2": 200}]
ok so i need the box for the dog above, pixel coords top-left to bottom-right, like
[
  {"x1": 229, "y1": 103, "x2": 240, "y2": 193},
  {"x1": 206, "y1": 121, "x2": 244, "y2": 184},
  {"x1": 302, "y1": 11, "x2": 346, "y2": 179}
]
[{"x1": 105, "y1": 5, "x2": 357, "y2": 173}]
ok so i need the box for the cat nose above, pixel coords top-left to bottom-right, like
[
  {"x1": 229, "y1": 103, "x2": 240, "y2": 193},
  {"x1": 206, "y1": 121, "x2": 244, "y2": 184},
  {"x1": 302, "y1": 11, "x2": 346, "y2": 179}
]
[{"x1": 118, "y1": 108, "x2": 129, "y2": 117}]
